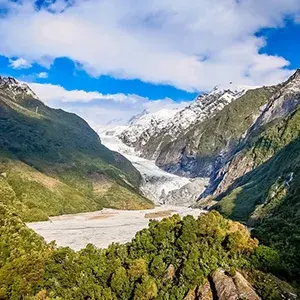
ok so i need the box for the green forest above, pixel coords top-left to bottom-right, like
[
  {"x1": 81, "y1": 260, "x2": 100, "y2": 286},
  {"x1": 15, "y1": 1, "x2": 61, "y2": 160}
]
[{"x1": 0, "y1": 203, "x2": 297, "y2": 300}]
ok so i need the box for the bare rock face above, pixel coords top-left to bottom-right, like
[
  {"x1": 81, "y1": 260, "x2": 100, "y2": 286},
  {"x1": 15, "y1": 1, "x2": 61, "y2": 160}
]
[
  {"x1": 160, "y1": 178, "x2": 208, "y2": 206},
  {"x1": 183, "y1": 281, "x2": 213, "y2": 300},
  {"x1": 202, "y1": 69, "x2": 300, "y2": 200},
  {"x1": 195, "y1": 281, "x2": 213, "y2": 300},
  {"x1": 211, "y1": 269, "x2": 239, "y2": 300},
  {"x1": 251, "y1": 69, "x2": 300, "y2": 131},
  {"x1": 184, "y1": 287, "x2": 197, "y2": 300},
  {"x1": 233, "y1": 271, "x2": 261, "y2": 300},
  {"x1": 165, "y1": 264, "x2": 175, "y2": 281},
  {"x1": 211, "y1": 150, "x2": 255, "y2": 198}
]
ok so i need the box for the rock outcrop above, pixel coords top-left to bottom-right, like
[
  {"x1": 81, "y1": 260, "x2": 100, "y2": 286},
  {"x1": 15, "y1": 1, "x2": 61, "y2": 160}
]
[
  {"x1": 211, "y1": 269, "x2": 239, "y2": 300},
  {"x1": 164, "y1": 264, "x2": 175, "y2": 281},
  {"x1": 195, "y1": 281, "x2": 213, "y2": 300},
  {"x1": 183, "y1": 281, "x2": 213, "y2": 300},
  {"x1": 233, "y1": 271, "x2": 261, "y2": 300},
  {"x1": 183, "y1": 269, "x2": 261, "y2": 300}
]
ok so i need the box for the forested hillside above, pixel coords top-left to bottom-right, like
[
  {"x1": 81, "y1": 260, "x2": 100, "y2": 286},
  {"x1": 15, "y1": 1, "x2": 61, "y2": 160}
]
[
  {"x1": 192, "y1": 70, "x2": 300, "y2": 286},
  {"x1": 0, "y1": 203, "x2": 297, "y2": 300},
  {"x1": 0, "y1": 76, "x2": 153, "y2": 221}
]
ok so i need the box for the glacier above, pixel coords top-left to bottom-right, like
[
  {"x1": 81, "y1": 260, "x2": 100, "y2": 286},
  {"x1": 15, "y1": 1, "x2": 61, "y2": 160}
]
[{"x1": 100, "y1": 132, "x2": 208, "y2": 205}]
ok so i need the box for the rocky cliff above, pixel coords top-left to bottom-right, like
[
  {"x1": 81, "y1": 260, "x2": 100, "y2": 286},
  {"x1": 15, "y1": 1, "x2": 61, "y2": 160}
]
[
  {"x1": 204, "y1": 69, "x2": 300, "y2": 201},
  {"x1": 182, "y1": 268, "x2": 297, "y2": 300}
]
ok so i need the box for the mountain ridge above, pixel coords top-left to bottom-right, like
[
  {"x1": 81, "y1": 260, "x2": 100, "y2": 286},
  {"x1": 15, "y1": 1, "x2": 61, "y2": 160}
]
[
  {"x1": 117, "y1": 84, "x2": 251, "y2": 160},
  {"x1": 0, "y1": 75, "x2": 153, "y2": 221}
]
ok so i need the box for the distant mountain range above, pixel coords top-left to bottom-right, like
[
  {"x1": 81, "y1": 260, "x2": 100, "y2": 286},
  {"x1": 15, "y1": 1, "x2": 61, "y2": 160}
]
[{"x1": 117, "y1": 84, "x2": 249, "y2": 160}]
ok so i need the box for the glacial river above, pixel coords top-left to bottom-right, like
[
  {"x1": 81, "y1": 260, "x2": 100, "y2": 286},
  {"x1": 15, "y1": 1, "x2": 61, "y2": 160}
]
[{"x1": 28, "y1": 206, "x2": 205, "y2": 250}]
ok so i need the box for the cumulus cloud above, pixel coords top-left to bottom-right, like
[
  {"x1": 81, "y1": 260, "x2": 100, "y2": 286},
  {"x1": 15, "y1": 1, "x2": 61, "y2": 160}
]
[
  {"x1": 37, "y1": 72, "x2": 48, "y2": 78},
  {"x1": 30, "y1": 82, "x2": 190, "y2": 125},
  {"x1": 9, "y1": 58, "x2": 32, "y2": 69},
  {"x1": 31, "y1": 83, "x2": 147, "y2": 103},
  {"x1": 1, "y1": 0, "x2": 299, "y2": 91}
]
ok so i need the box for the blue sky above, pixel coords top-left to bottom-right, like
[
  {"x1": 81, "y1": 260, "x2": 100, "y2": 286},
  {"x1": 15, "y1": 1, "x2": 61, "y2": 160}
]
[
  {"x1": 0, "y1": 55, "x2": 197, "y2": 101},
  {"x1": 0, "y1": 0, "x2": 300, "y2": 125}
]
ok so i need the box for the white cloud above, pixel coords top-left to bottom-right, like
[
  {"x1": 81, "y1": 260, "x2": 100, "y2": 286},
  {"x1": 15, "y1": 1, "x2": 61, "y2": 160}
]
[
  {"x1": 1, "y1": 0, "x2": 299, "y2": 91},
  {"x1": 31, "y1": 83, "x2": 147, "y2": 103},
  {"x1": 37, "y1": 72, "x2": 48, "y2": 78},
  {"x1": 9, "y1": 58, "x2": 32, "y2": 69},
  {"x1": 30, "y1": 82, "x2": 190, "y2": 125}
]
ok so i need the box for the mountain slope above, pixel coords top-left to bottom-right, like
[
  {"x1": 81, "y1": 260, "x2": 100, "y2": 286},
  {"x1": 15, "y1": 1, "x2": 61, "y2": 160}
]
[
  {"x1": 156, "y1": 86, "x2": 278, "y2": 177},
  {"x1": 119, "y1": 108, "x2": 178, "y2": 157},
  {"x1": 0, "y1": 76, "x2": 153, "y2": 221},
  {"x1": 119, "y1": 85, "x2": 248, "y2": 160},
  {"x1": 194, "y1": 70, "x2": 300, "y2": 283},
  {"x1": 206, "y1": 69, "x2": 300, "y2": 201}
]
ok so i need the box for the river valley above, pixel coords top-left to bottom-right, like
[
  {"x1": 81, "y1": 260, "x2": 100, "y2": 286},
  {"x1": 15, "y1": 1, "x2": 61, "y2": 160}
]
[{"x1": 27, "y1": 134, "x2": 208, "y2": 250}]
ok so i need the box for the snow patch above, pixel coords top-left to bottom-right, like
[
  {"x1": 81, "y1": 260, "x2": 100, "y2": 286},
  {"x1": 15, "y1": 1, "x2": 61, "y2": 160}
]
[{"x1": 0, "y1": 76, "x2": 39, "y2": 99}]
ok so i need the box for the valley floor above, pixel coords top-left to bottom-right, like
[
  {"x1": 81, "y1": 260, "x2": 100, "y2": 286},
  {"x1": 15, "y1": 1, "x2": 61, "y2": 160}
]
[
  {"x1": 27, "y1": 206, "x2": 205, "y2": 250},
  {"x1": 28, "y1": 133, "x2": 208, "y2": 251}
]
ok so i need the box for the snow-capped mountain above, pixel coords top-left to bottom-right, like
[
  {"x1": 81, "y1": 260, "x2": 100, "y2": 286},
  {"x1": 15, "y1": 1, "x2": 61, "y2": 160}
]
[
  {"x1": 117, "y1": 84, "x2": 251, "y2": 160},
  {"x1": 127, "y1": 109, "x2": 150, "y2": 125},
  {"x1": 0, "y1": 76, "x2": 39, "y2": 99},
  {"x1": 118, "y1": 108, "x2": 179, "y2": 152}
]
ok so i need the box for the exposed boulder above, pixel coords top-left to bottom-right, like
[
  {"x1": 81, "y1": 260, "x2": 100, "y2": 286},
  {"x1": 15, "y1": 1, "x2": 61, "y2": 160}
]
[
  {"x1": 195, "y1": 281, "x2": 213, "y2": 300},
  {"x1": 183, "y1": 282, "x2": 214, "y2": 300},
  {"x1": 184, "y1": 287, "x2": 197, "y2": 300},
  {"x1": 211, "y1": 269, "x2": 239, "y2": 300},
  {"x1": 233, "y1": 271, "x2": 261, "y2": 300},
  {"x1": 164, "y1": 264, "x2": 175, "y2": 281}
]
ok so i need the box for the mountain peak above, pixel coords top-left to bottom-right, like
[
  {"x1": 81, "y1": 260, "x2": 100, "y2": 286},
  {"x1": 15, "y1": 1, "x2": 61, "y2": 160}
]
[
  {"x1": 287, "y1": 69, "x2": 300, "y2": 84},
  {"x1": 127, "y1": 109, "x2": 150, "y2": 125},
  {"x1": 0, "y1": 75, "x2": 39, "y2": 100}
]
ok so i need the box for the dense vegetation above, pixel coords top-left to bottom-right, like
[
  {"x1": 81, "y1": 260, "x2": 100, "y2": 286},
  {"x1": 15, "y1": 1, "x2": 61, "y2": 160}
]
[
  {"x1": 0, "y1": 85, "x2": 153, "y2": 221},
  {"x1": 0, "y1": 203, "x2": 296, "y2": 300}
]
